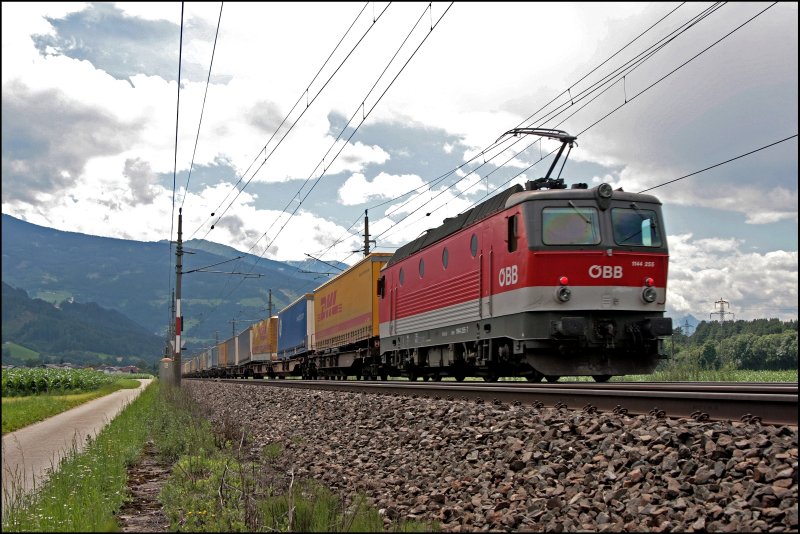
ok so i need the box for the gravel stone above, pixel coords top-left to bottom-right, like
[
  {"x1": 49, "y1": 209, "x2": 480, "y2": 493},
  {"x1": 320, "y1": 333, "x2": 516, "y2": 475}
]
[{"x1": 184, "y1": 382, "x2": 798, "y2": 532}]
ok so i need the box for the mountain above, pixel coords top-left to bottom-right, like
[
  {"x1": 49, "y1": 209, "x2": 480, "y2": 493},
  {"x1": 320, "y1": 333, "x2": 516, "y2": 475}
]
[
  {"x1": 671, "y1": 314, "x2": 701, "y2": 335},
  {"x1": 2, "y1": 214, "x2": 323, "y2": 350},
  {"x1": 2, "y1": 281, "x2": 163, "y2": 367}
]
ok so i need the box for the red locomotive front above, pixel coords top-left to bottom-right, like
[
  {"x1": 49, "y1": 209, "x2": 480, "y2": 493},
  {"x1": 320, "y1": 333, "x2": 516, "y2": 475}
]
[{"x1": 378, "y1": 177, "x2": 672, "y2": 382}]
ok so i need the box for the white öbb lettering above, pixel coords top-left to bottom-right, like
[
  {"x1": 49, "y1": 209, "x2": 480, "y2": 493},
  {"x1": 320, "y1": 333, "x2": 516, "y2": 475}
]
[
  {"x1": 589, "y1": 265, "x2": 623, "y2": 279},
  {"x1": 498, "y1": 265, "x2": 518, "y2": 287}
]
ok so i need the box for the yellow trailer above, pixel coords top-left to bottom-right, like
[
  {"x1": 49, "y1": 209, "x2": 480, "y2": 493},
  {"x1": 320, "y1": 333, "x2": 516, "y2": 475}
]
[
  {"x1": 311, "y1": 252, "x2": 392, "y2": 377},
  {"x1": 252, "y1": 316, "x2": 278, "y2": 361}
]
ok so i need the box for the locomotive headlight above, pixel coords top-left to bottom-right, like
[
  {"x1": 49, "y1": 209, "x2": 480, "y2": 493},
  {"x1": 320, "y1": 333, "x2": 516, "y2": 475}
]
[
  {"x1": 642, "y1": 286, "x2": 657, "y2": 303},
  {"x1": 597, "y1": 183, "x2": 613, "y2": 199},
  {"x1": 555, "y1": 286, "x2": 572, "y2": 303}
]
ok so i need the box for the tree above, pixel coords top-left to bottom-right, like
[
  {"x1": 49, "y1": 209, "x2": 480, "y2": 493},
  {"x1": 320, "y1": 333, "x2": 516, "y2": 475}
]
[{"x1": 698, "y1": 341, "x2": 720, "y2": 370}]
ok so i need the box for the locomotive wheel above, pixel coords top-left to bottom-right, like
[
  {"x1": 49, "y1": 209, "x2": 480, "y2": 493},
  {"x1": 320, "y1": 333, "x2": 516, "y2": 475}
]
[
  {"x1": 526, "y1": 374, "x2": 543, "y2": 382},
  {"x1": 484, "y1": 373, "x2": 499, "y2": 382},
  {"x1": 592, "y1": 375, "x2": 612, "y2": 383},
  {"x1": 380, "y1": 373, "x2": 388, "y2": 381},
  {"x1": 432, "y1": 375, "x2": 442, "y2": 382},
  {"x1": 454, "y1": 373, "x2": 466, "y2": 382},
  {"x1": 544, "y1": 375, "x2": 561, "y2": 383}
]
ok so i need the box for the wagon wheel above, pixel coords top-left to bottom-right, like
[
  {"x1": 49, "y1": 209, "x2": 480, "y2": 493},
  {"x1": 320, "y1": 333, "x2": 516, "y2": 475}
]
[
  {"x1": 526, "y1": 373, "x2": 543, "y2": 383},
  {"x1": 484, "y1": 373, "x2": 500, "y2": 382},
  {"x1": 592, "y1": 375, "x2": 612, "y2": 383},
  {"x1": 544, "y1": 375, "x2": 561, "y2": 383}
]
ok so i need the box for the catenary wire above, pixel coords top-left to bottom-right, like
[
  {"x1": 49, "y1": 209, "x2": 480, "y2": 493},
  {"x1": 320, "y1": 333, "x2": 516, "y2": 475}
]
[
  {"x1": 188, "y1": 2, "x2": 388, "y2": 241},
  {"x1": 180, "y1": 2, "x2": 224, "y2": 210},
  {"x1": 188, "y1": 3, "x2": 454, "y2": 335}
]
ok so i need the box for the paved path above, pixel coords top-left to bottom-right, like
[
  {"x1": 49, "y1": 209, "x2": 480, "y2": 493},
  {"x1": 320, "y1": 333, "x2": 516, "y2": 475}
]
[{"x1": 1, "y1": 379, "x2": 154, "y2": 512}]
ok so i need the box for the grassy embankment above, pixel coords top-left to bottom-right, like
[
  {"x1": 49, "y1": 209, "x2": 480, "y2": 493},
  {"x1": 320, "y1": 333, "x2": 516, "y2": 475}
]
[{"x1": 2, "y1": 380, "x2": 437, "y2": 532}]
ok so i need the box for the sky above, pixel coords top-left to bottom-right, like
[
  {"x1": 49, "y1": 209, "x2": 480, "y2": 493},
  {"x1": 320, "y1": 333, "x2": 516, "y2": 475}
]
[{"x1": 2, "y1": 2, "x2": 798, "y2": 322}]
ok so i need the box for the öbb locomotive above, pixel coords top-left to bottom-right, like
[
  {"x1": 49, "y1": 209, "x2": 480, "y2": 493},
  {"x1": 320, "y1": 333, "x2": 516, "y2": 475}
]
[{"x1": 183, "y1": 129, "x2": 672, "y2": 382}]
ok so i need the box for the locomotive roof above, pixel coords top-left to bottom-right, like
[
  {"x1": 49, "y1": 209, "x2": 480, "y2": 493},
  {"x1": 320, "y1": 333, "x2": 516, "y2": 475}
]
[
  {"x1": 504, "y1": 186, "x2": 662, "y2": 208},
  {"x1": 387, "y1": 184, "x2": 524, "y2": 267},
  {"x1": 386, "y1": 183, "x2": 662, "y2": 267}
]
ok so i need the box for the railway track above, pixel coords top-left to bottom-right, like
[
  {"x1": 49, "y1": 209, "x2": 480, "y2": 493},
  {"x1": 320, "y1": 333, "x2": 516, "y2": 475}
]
[{"x1": 198, "y1": 378, "x2": 798, "y2": 426}]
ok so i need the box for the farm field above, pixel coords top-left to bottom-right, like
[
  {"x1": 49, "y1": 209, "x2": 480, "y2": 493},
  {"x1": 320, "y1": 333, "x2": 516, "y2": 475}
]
[{"x1": 1, "y1": 368, "x2": 150, "y2": 434}]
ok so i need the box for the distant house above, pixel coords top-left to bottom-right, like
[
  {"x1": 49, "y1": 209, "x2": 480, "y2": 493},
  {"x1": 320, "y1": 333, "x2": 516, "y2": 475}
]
[{"x1": 96, "y1": 365, "x2": 140, "y2": 374}]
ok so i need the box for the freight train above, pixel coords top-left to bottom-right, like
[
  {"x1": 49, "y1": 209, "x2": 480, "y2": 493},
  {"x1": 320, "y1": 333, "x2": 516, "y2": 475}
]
[{"x1": 182, "y1": 129, "x2": 672, "y2": 382}]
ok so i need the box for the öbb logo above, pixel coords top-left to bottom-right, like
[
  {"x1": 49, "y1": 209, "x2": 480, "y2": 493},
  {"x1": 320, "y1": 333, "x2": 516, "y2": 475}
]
[
  {"x1": 588, "y1": 265, "x2": 623, "y2": 279},
  {"x1": 498, "y1": 265, "x2": 518, "y2": 287}
]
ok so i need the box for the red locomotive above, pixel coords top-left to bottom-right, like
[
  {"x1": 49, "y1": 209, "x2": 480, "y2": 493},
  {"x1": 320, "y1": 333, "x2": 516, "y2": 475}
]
[{"x1": 377, "y1": 128, "x2": 672, "y2": 382}]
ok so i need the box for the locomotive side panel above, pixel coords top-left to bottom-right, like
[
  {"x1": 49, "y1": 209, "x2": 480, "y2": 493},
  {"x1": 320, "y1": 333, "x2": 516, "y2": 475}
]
[{"x1": 379, "y1": 229, "x2": 481, "y2": 339}]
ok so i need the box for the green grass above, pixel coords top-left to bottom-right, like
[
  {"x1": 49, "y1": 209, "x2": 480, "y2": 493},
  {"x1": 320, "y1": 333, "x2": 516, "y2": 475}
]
[
  {"x1": 33, "y1": 289, "x2": 72, "y2": 304},
  {"x1": 615, "y1": 368, "x2": 798, "y2": 382},
  {"x1": 2, "y1": 379, "x2": 142, "y2": 434},
  {"x1": 156, "y1": 386, "x2": 438, "y2": 532},
  {"x1": 2, "y1": 342, "x2": 40, "y2": 363}
]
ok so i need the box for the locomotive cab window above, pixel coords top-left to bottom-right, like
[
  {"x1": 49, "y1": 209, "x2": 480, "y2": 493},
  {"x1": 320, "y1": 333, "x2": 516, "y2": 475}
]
[
  {"x1": 507, "y1": 214, "x2": 518, "y2": 252},
  {"x1": 611, "y1": 207, "x2": 662, "y2": 247},
  {"x1": 542, "y1": 206, "x2": 600, "y2": 245}
]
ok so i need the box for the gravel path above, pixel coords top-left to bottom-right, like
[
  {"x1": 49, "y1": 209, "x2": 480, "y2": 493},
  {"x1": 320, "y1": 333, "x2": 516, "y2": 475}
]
[{"x1": 184, "y1": 381, "x2": 798, "y2": 532}]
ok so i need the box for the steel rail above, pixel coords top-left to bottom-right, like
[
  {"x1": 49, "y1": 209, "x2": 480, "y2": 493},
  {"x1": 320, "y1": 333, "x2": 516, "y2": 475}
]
[{"x1": 197, "y1": 379, "x2": 798, "y2": 426}]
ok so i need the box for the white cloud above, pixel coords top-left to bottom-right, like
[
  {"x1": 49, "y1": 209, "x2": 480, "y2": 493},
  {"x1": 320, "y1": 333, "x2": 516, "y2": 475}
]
[
  {"x1": 338, "y1": 172, "x2": 425, "y2": 206},
  {"x1": 666, "y1": 234, "x2": 798, "y2": 321},
  {"x1": 1, "y1": 2, "x2": 796, "y2": 323}
]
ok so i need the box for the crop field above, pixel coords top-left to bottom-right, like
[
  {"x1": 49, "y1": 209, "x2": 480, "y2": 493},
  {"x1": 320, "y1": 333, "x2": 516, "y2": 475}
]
[{"x1": 1, "y1": 368, "x2": 119, "y2": 397}]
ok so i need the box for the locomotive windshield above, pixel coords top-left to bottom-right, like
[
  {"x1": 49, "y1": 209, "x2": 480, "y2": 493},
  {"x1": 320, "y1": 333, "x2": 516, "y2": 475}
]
[
  {"x1": 611, "y1": 207, "x2": 662, "y2": 247},
  {"x1": 542, "y1": 206, "x2": 601, "y2": 245}
]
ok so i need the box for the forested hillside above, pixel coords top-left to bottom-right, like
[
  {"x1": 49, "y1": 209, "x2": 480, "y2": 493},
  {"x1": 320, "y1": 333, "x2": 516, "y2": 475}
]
[
  {"x1": 1, "y1": 213, "x2": 321, "y2": 349},
  {"x1": 1, "y1": 282, "x2": 163, "y2": 368},
  {"x1": 667, "y1": 318, "x2": 797, "y2": 371}
]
